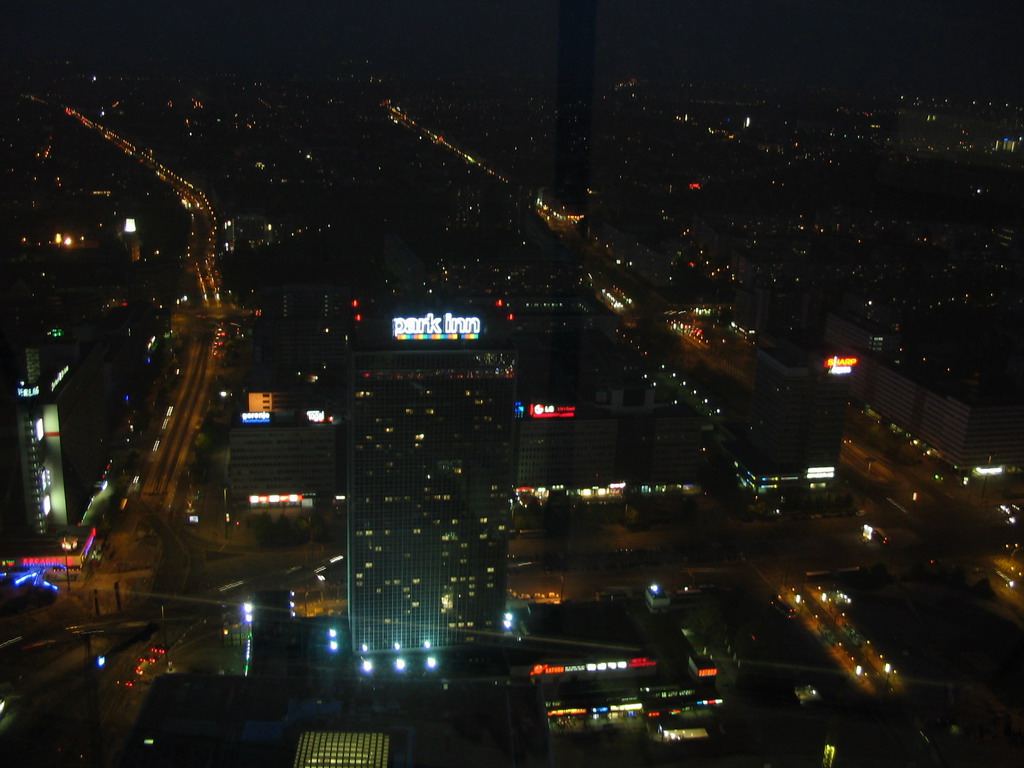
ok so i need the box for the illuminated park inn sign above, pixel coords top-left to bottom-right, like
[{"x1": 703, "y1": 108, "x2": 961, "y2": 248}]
[{"x1": 392, "y1": 312, "x2": 481, "y2": 340}]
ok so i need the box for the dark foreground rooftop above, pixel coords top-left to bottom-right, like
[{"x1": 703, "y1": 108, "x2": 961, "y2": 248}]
[{"x1": 118, "y1": 673, "x2": 549, "y2": 768}]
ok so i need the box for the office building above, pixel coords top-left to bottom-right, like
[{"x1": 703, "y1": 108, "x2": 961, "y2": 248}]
[
  {"x1": 514, "y1": 401, "x2": 702, "y2": 492},
  {"x1": 222, "y1": 213, "x2": 274, "y2": 252},
  {"x1": 3, "y1": 303, "x2": 157, "y2": 536},
  {"x1": 253, "y1": 284, "x2": 352, "y2": 381},
  {"x1": 824, "y1": 311, "x2": 902, "y2": 359},
  {"x1": 823, "y1": 303, "x2": 1022, "y2": 473},
  {"x1": 347, "y1": 310, "x2": 516, "y2": 654},
  {"x1": 13, "y1": 342, "x2": 108, "y2": 532},
  {"x1": 227, "y1": 410, "x2": 337, "y2": 508},
  {"x1": 734, "y1": 342, "x2": 853, "y2": 490},
  {"x1": 851, "y1": 355, "x2": 1024, "y2": 472}
]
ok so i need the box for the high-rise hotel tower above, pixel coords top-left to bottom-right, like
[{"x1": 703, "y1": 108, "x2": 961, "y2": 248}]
[{"x1": 347, "y1": 309, "x2": 516, "y2": 655}]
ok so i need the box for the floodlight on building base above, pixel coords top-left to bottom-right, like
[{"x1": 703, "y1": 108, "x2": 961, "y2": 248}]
[{"x1": 361, "y1": 659, "x2": 373, "y2": 674}]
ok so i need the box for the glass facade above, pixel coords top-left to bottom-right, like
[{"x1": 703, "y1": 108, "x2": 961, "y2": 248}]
[{"x1": 348, "y1": 348, "x2": 516, "y2": 652}]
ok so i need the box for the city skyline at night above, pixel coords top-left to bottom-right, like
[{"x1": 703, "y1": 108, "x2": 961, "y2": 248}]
[{"x1": 1, "y1": 3, "x2": 1024, "y2": 766}]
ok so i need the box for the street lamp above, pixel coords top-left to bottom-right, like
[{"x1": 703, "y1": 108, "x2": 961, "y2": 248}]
[{"x1": 60, "y1": 536, "x2": 75, "y2": 593}]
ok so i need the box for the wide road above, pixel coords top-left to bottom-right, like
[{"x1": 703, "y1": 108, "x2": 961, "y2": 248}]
[{"x1": 0, "y1": 98, "x2": 250, "y2": 766}]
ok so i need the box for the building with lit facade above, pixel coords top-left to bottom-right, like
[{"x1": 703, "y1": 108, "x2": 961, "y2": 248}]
[
  {"x1": 823, "y1": 308, "x2": 1024, "y2": 474},
  {"x1": 512, "y1": 326, "x2": 703, "y2": 495},
  {"x1": 12, "y1": 342, "x2": 108, "y2": 533},
  {"x1": 850, "y1": 355, "x2": 1024, "y2": 472},
  {"x1": 347, "y1": 310, "x2": 516, "y2": 654},
  {"x1": 732, "y1": 342, "x2": 854, "y2": 491},
  {"x1": 227, "y1": 410, "x2": 337, "y2": 508},
  {"x1": 4, "y1": 304, "x2": 158, "y2": 537},
  {"x1": 222, "y1": 213, "x2": 274, "y2": 252},
  {"x1": 0, "y1": 525, "x2": 96, "y2": 587},
  {"x1": 516, "y1": 404, "x2": 617, "y2": 488},
  {"x1": 514, "y1": 401, "x2": 702, "y2": 492}
]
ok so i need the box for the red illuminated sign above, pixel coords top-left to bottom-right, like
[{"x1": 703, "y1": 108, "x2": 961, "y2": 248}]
[
  {"x1": 531, "y1": 664, "x2": 566, "y2": 676},
  {"x1": 530, "y1": 404, "x2": 576, "y2": 419},
  {"x1": 825, "y1": 356, "x2": 858, "y2": 375},
  {"x1": 826, "y1": 356, "x2": 857, "y2": 367},
  {"x1": 628, "y1": 657, "x2": 657, "y2": 669},
  {"x1": 529, "y1": 657, "x2": 655, "y2": 677}
]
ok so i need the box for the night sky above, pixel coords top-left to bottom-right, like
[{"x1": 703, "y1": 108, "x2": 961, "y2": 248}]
[{"x1": 5, "y1": 0, "x2": 1024, "y2": 98}]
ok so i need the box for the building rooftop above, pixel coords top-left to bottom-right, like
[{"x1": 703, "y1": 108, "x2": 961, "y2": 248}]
[{"x1": 118, "y1": 673, "x2": 550, "y2": 768}]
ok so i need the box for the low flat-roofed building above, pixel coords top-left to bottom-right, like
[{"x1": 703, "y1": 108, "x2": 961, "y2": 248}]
[
  {"x1": 0, "y1": 525, "x2": 97, "y2": 589},
  {"x1": 116, "y1": 674, "x2": 550, "y2": 768},
  {"x1": 293, "y1": 732, "x2": 390, "y2": 768}
]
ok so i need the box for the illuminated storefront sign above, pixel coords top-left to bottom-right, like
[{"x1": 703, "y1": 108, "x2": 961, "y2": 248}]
[
  {"x1": 18, "y1": 384, "x2": 40, "y2": 398},
  {"x1": 530, "y1": 404, "x2": 576, "y2": 419},
  {"x1": 240, "y1": 412, "x2": 271, "y2": 424},
  {"x1": 530, "y1": 657, "x2": 657, "y2": 677},
  {"x1": 248, "y1": 493, "x2": 304, "y2": 505},
  {"x1": 974, "y1": 465, "x2": 1004, "y2": 476},
  {"x1": 825, "y1": 356, "x2": 858, "y2": 375},
  {"x1": 306, "y1": 410, "x2": 325, "y2": 423},
  {"x1": 50, "y1": 365, "x2": 70, "y2": 392},
  {"x1": 22, "y1": 556, "x2": 70, "y2": 567},
  {"x1": 392, "y1": 312, "x2": 481, "y2": 340},
  {"x1": 806, "y1": 466, "x2": 835, "y2": 480}
]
